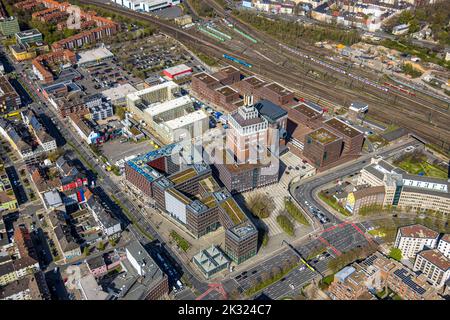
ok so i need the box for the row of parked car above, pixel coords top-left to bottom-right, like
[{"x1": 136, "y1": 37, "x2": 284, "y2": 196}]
[{"x1": 305, "y1": 201, "x2": 330, "y2": 224}]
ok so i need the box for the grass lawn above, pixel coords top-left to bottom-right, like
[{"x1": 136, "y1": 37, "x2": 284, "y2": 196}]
[
  {"x1": 368, "y1": 229, "x2": 386, "y2": 238},
  {"x1": 367, "y1": 134, "x2": 389, "y2": 147},
  {"x1": 284, "y1": 199, "x2": 310, "y2": 226},
  {"x1": 169, "y1": 230, "x2": 191, "y2": 252},
  {"x1": 397, "y1": 159, "x2": 447, "y2": 179},
  {"x1": 318, "y1": 192, "x2": 351, "y2": 216}
]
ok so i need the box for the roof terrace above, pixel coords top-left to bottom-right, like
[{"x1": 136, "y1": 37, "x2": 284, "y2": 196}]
[
  {"x1": 293, "y1": 103, "x2": 321, "y2": 118},
  {"x1": 219, "y1": 197, "x2": 245, "y2": 225},
  {"x1": 309, "y1": 127, "x2": 339, "y2": 144},
  {"x1": 325, "y1": 118, "x2": 362, "y2": 138},
  {"x1": 264, "y1": 82, "x2": 293, "y2": 96}
]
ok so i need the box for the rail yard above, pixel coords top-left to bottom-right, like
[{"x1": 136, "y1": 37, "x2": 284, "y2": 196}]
[{"x1": 75, "y1": 0, "x2": 450, "y2": 151}]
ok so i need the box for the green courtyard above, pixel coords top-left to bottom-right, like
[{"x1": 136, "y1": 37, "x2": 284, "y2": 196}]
[{"x1": 394, "y1": 151, "x2": 447, "y2": 179}]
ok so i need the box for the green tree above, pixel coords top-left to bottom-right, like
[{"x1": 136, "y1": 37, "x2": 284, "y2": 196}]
[
  {"x1": 276, "y1": 214, "x2": 295, "y2": 236},
  {"x1": 97, "y1": 241, "x2": 105, "y2": 251},
  {"x1": 247, "y1": 194, "x2": 275, "y2": 219},
  {"x1": 388, "y1": 247, "x2": 402, "y2": 261},
  {"x1": 262, "y1": 232, "x2": 269, "y2": 247},
  {"x1": 398, "y1": 10, "x2": 413, "y2": 24},
  {"x1": 408, "y1": 19, "x2": 420, "y2": 34}
]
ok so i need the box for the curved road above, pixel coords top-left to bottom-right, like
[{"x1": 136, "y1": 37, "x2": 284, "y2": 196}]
[{"x1": 290, "y1": 138, "x2": 420, "y2": 227}]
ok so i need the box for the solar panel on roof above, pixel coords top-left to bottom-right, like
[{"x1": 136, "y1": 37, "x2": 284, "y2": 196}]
[
  {"x1": 393, "y1": 269, "x2": 426, "y2": 295},
  {"x1": 363, "y1": 255, "x2": 377, "y2": 266}
]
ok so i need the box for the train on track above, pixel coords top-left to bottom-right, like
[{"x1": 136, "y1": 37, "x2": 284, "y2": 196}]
[
  {"x1": 384, "y1": 82, "x2": 416, "y2": 97},
  {"x1": 223, "y1": 54, "x2": 252, "y2": 68}
]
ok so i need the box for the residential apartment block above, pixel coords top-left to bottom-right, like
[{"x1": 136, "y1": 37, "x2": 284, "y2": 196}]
[
  {"x1": 413, "y1": 249, "x2": 450, "y2": 288},
  {"x1": 0, "y1": 76, "x2": 21, "y2": 114},
  {"x1": 394, "y1": 224, "x2": 439, "y2": 259}
]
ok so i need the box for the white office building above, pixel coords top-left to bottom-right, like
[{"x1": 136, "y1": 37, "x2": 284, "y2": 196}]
[
  {"x1": 113, "y1": 0, "x2": 180, "y2": 13},
  {"x1": 160, "y1": 109, "x2": 208, "y2": 142}
]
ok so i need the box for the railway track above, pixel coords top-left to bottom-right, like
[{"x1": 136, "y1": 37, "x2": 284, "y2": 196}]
[{"x1": 74, "y1": 0, "x2": 450, "y2": 149}]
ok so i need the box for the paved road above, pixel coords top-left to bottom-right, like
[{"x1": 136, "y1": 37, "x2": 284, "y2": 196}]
[
  {"x1": 291, "y1": 138, "x2": 419, "y2": 227},
  {"x1": 223, "y1": 138, "x2": 419, "y2": 299},
  {"x1": 0, "y1": 44, "x2": 210, "y2": 296}
]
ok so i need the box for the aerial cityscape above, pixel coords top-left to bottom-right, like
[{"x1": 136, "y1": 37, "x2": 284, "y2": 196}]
[{"x1": 0, "y1": 0, "x2": 448, "y2": 303}]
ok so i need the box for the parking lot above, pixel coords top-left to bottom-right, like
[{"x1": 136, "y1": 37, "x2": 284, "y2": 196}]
[
  {"x1": 109, "y1": 34, "x2": 202, "y2": 81},
  {"x1": 320, "y1": 222, "x2": 370, "y2": 255},
  {"x1": 225, "y1": 219, "x2": 373, "y2": 299},
  {"x1": 261, "y1": 252, "x2": 334, "y2": 300},
  {"x1": 77, "y1": 59, "x2": 142, "y2": 95},
  {"x1": 152, "y1": 6, "x2": 184, "y2": 19},
  {"x1": 101, "y1": 139, "x2": 156, "y2": 165}
]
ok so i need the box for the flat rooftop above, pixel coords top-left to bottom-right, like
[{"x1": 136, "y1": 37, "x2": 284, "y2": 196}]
[
  {"x1": 193, "y1": 72, "x2": 219, "y2": 85},
  {"x1": 309, "y1": 127, "x2": 340, "y2": 144},
  {"x1": 264, "y1": 82, "x2": 292, "y2": 96},
  {"x1": 199, "y1": 176, "x2": 221, "y2": 193},
  {"x1": 216, "y1": 86, "x2": 237, "y2": 96},
  {"x1": 102, "y1": 83, "x2": 137, "y2": 101},
  {"x1": 127, "y1": 81, "x2": 178, "y2": 102},
  {"x1": 169, "y1": 167, "x2": 197, "y2": 185},
  {"x1": 145, "y1": 95, "x2": 191, "y2": 118},
  {"x1": 163, "y1": 109, "x2": 208, "y2": 130},
  {"x1": 399, "y1": 224, "x2": 439, "y2": 239},
  {"x1": 193, "y1": 246, "x2": 229, "y2": 274},
  {"x1": 219, "y1": 197, "x2": 245, "y2": 225},
  {"x1": 325, "y1": 118, "x2": 362, "y2": 138},
  {"x1": 293, "y1": 103, "x2": 321, "y2": 118},
  {"x1": 243, "y1": 76, "x2": 266, "y2": 88},
  {"x1": 164, "y1": 64, "x2": 192, "y2": 75},
  {"x1": 218, "y1": 65, "x2": 239, "y2": 75},
  {"x1": 167, "y1": 188, "x2": 191, "y2": 205},
  {"x1": 227, "y1": 221, "x2": 257, "y2": 240},
  {"x1": 16, "y1": 29, "x2": 41, "y2": 38},
  {"x1": 77, "y1": 47, "x2": 114, "y2": 65}
]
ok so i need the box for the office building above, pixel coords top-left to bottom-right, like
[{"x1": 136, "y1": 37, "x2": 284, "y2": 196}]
[
  {"x1": 125, "y1": 146, "x2": 258, "y2": 264},
  {"x1": 324, "y1": 117, "x2": 364, "y2": 156},
  {"x1": 358, "y1": 158, "x2": 450, "y2": 214},
  {"x1": 0, "y1": 17, "x2": 20, "y2": 36},
  {"x1": 163, "y1": 64, "x2": 192, "y2": 80},
  {"x1": 303, "y1": 127, "x2": 343, "y2": 168},
  {"x1": 15, "y1": 29, "x2": 43, "y2": 45},
  {"x1": 345, "y1": 186, "x2": 385, "y2": 214},
  {"x1": 191, "y1": 68, "x2": 242, "y2": 112}
]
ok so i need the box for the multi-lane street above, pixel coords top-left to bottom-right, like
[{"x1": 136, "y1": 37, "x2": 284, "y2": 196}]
[
  {"x1": 1, "y1": 45, "x2": 210, "y2": 295},
  {"x1": 220, "y1": 137, "x2": 419, "y2": 299}
]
